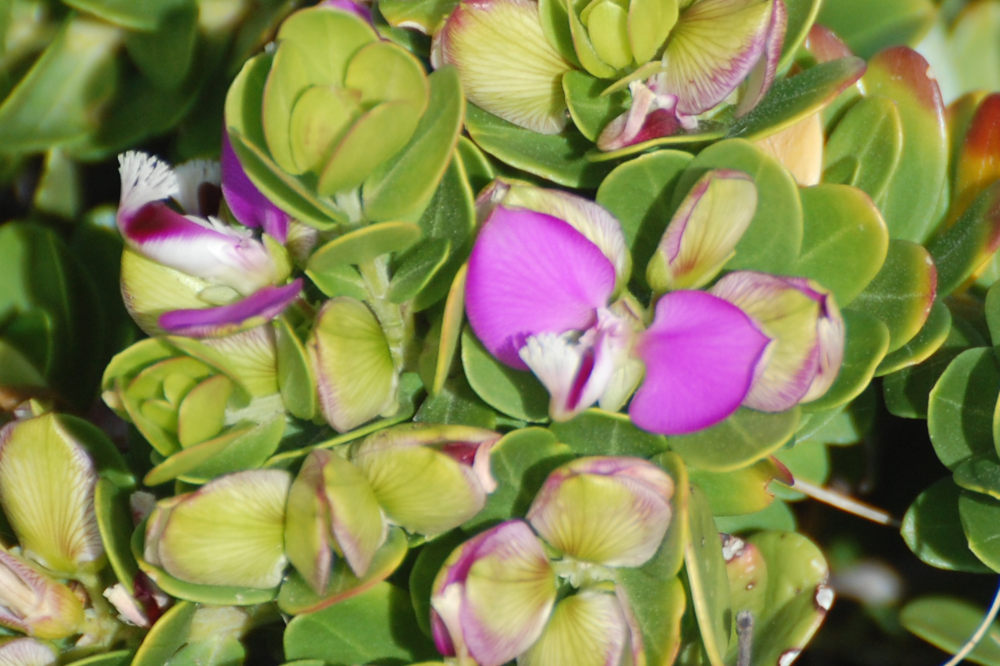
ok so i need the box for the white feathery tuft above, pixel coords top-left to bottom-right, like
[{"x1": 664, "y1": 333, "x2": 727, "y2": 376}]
[
  {"x1": 118, "y1": 151, "x2": 179, "y2": 216},
  {"x1": 174, "y1": 159, "x2": 221, "y2": 214}
]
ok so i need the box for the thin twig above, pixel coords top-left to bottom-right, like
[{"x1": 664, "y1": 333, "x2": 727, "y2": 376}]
[
  {"x1": 941, "y1": 578, "x2": 1000, "y2": 666},
  {"x1": 778, "y1": 478, "x2": 900, "y2": 527}
]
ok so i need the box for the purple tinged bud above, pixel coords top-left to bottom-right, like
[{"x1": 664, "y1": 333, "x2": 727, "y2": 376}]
[
  {"x1": 431, "y1": 520, "x2": 556, "y2": 666},
  {"x1": 527, "y1": 457, "x2": 673, "y2": 567},
  {"x1": 0, "y1": 549, "x2": 84, "y2": 640}
]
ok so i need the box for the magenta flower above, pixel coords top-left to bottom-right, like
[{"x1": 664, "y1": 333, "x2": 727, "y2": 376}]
[
  {"x1": 116, "y1": 150, "x2": 301, "y2": 337},
  {"x1": 220, "y1": 132, "x2": 290, "y2": 243},
  {"x1": 465, "y1": 200, "x2": 770, "y2": 434}
]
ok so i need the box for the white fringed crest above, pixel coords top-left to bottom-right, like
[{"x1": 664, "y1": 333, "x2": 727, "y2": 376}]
[
  {"x1": 174, "y1": 159, "x2": 221, "y2": 215},
  {"x1": 117, "y1": 151, "x2": 179, "y2": 215}
]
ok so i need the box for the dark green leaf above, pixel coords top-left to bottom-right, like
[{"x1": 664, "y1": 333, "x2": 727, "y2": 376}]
[
  {"x1": 927, "y1": 347, "x2": 1000, "y2": 469},
  {"x1": 902, "y1": 477, "x2": 991, "y2": 573}
]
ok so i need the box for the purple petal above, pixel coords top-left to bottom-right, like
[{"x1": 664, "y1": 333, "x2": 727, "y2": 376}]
[
  {"x1": 158, "y1": 280, "x2": 302, "y2": 337},
  {"x1": 734, "y1": 0, "x2": 787, "y2": 117},
  {"x1": 221, "y1": 132, "x2": 290, "y2": 243},
  {"x1": 465, "y1": 206, "x2": 616, "y2": 368},
  {"x1": 629, "y1": 290, "x2": 770, "y2": 435}
]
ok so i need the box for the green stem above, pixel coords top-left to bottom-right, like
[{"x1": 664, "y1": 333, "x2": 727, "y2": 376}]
[{"x1": 358, "y1": 256, "x2": 415, "y2": 373}]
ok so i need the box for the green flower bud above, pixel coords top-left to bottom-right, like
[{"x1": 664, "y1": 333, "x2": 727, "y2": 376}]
[
  {"x1": 348, "y1": 424, "x2": 500, "y2": 536},
  {"x1": 0, "y1": 548, "x2": 84, "y2": 640},
  {"x1": 143, "y1": 470, "x2": 291, "y2": 589},
  {"x1": 0, "y1": 414, "x2": 103, "y2": 575}
]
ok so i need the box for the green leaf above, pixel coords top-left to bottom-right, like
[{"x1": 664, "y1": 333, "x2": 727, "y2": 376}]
[
  {"x1": 123, "y1": 2, "x2": 197, "y2": 91},
  {"x1": 772, "y1": 438, "x2": 829, "y2": 501},
  {"x1": 959, "y1": 489, "x2": 1000, "y2": 572},
  {"x1": 562, "y1": 70, "x2": 628, "y2": 141},
  {"x1": 363, "y1": 66, "x2": 464, "y2": 222},
  {"x1": 131, "y1": 601, "x2": 197, "y2": 666},
  {"x1": 667, "y1": 408, "x2": 799, "y2": 473},
  {"x1": 387, "y1": 239, "x2": 451, "y2": 304},
  {"x1": 883, "y1": 315, "x2": 984, "y2": 419},
  {"x1": 688, "y1": 459, "x2": 785, "y2": 516},
  {"x1": 849, "y1": 239, "x2": 936, "y2": 352},
  {"x1": 728, "y1": 57, "x2": 866, "y2": 141},
  {"x1": 469, "y1": 427, "x2": 573, "y2": 530},
  {"x1": 94, "y1": 477, "x2": 139, "y2": 592},
  {"x1": 174, "y1": 417, "x2": 285, "y2": 484},
  {"x1": 456, "y1": 136, "x2": 496, "y2": 195},
  {"x1": 902, "y1": 477, "x2": 992, "y2": 573},
  {"x1": 902, "y1": 595, "x2": 1000, "y2": 666},
  {"x1": 595, "y1": 149, "x2": 693, "y2": 284},
  {"x1": 429, "y1": 264, "x2": 468, "y2": 392},
  {"x1": 928, "y1": 181, "x2": 1000, "y2": 297},
  {"x1": 414, "y1": 375, "x2": 497, "y2": 429},
  {"x1": 617, "y1": 575, "x2": 685, "y2": 666},
  {"x1": 928, "y1": 348, "x2": 1000, "y2": 469},
  {"x1": 955, "y1": 455, "x2": 1000, "y2": 501},
  {"x1": 817, "y1": 0, "x2": 935, "y2": 59},
  {"x1": 684, "y1": 485, "x2": 731, "y2": 666},
  {"x1": 306, "y1": 263, "x2": 368, "y2": 301},
  {"x1": 822, "y1": 96, "x2": 904, "y2": 204},
  {"x1": 275, "y1": 315, "x2": 317, "y2": 420},
  {"x1": 412, "y1": 157, "x2": 476, "y2": 311},
  {"x1": 63, "y1": 0, "x2": 189, "y2": 30},
  {"x1": 861, "y1": 46, "x2": 949, "y2": 243},
  {"x1": 987, "y1": 280, "x2": 1000, "y2": 347},
  {"x1": 793, "y1": 184, "x2": 889, "y2": 307},
  {"x1": 875, "y1": 298, "x2": 951, "y2": 376},
  {"x1": 549, "y1": 408, "x2": 668, "y2": 457},
  {"x1": 460, "y1": 327, "x2": 550, "y2": 422},
  {"x1": 778, "y1": 0, "x2": 822, "y2": 72},
  {"x1": 284, "y1": 582, "x2": 434, "y2": 661},
  {"x1": 278, "y1": 528, "x2": 410, "y2": 615},
  {"x1": 65, "y1": 651, "x2": 133, "y2": 666},
  {"x1": 803, "y1": 309, "x2": 890, "y2": 411},
  {"x1": 0, "y1": 18, "x2": 120, "y2": 152},
  {"x1": 307, "y1": 222, "x2": 423, "y2": 273},
  {"x1": 714, "y1": 500, "x2": 796, "y2": 534},
  {"x1": 671, "y1": 139, "x2": 802, "y2": 274},
  {"x1": 464, "y1": 103, "x2": 611, "y2": 189}
]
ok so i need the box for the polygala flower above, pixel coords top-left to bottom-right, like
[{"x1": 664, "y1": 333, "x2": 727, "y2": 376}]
[
  {"x1": 712, "y1": 271, "x2": 845, "y2": 410},
  {"x1": 116, "y1": 150, "x2": 301, "y2": 337},
  {"x1": 526, "y1": 456, "x2": 673, "y2": 567},
  {"x1": 430, "y1": 520, "x2": 557, "y2": 666},
  {"x1": 464, "y1": 186, "x2": 770, "y2": 434}
]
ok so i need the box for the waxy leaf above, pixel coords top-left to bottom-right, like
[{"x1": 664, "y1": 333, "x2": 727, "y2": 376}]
[
  {"x1": 958, "y1": 490, "x2": 1000, "y2": 572},
  {"x1": 465, "y1": 104, "x2": 610, "y2": 188},
  {"x1": 861, "y1": 47, "x2": 948, "y2": 243},
  {"x1": 822, "y1": 96, "x2": 904, "y2": 204},
  {"x1": 549, "y1": 409, "x2": 668, "y2": 457},
  {"x1": 902, "y1": 477, "x2": 991, "y2": 573},
  {"x1": 460, "y1": 327, "x2": 550, "y2": 422},
  {"x1": 883, "y1": 316, "x2": 985, "y2": 419},
  {"x1": 429, "y1": 265, "x2": 468, "y2": 393},
  {"x1": 667, "y1": 408, "x2": 799, "y2": 472},
  {"x1": 793, "y1": 184, "x2": 888, "y2": 306},
  {"x1": 284, "y1": 582, "x2": 433, "y2": 662},
  {"x1": 225, "y1": 54, "x2": 345, "y2": 228},
  {"x1": 928, "y1": 348, "x2": 1000, "y2": 469},
  {"x1": 562, "y1": 70, "x2": 629, "y2": 141},
  {"x1": 364, "y1": 66, "x2": 464, "y2": 222},
  {"x1": 875, "y1": 299, "x2": 951, "y2": 376},
  {"x1": 685, "y1": 485, "x2": 730, "y2": 666},
  {"x1": 849, "y1": 239, "x2": 936, "y2": 352},
  {"x1": 728, "y1": 57, "x2": 866, "y2": 141},
  {"x1": 379, "y1": 0, "x2": 460, "y2": 32},
  {"x1": 275, "y1": 315, "x2": 317, "y2": 420},
  {"x1": 955, "y1": 456, "x2": 1000, "y2": 501},
  {"x1": 928, "y1": 181, "x2": 1000, "y2": 297},
  {"x1": 308, "y1": 223, "x2": 422, "y2": 274},
  {"x1": 779, "y1": 0, "x2": 822, "y2": 72},
  {"x1": 902, "y1": 595, "x2": 1000, "y2": 665},
  {"x1": 131, "y1": 601, "x2": 197, "y2": 666},
  {"x1": 689, "y1": 460, "x2": 787, "y2": 516},
  {"x1": 469, "y1": 427, "x2": 572, "y2": 529}
]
